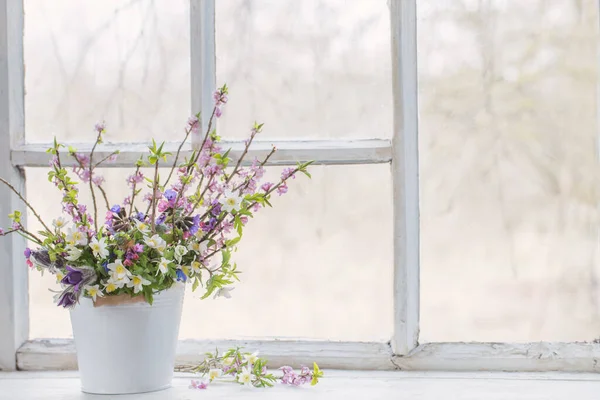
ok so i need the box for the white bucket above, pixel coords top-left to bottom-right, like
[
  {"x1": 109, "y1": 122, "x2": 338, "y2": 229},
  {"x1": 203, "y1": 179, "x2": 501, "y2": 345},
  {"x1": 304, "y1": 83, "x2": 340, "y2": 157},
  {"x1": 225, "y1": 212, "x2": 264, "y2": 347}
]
[{"x1": 69, "y1": 284, "x2": 185, "y2": 394}]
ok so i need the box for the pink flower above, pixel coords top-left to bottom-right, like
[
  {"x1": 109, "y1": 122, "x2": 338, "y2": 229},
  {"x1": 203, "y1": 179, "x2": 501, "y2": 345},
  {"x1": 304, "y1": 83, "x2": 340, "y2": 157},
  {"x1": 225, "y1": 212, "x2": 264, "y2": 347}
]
[
  {"x1": 49, "y1": 156, "x2": 59, "y2": 167},
  {"x1": 281, "y1": 168, "x2": 296, "y2": 180},
  {"x1": 276, "y1": 183, "x2": 288, "y2": 196},
  {"x1": 0, "y1": 228, "x2": 4, "y2": 235},
  {"x1": 92, "y1": 175, "x2": 105, "y2": 186},
  {"x1": 127, "y1": 172, "x2": 144, "y2": 188},
  {"x1": 240, "y1": 216, "x2": 248, "y2": 226},
  {"x1": 251, "y1": 203, "x2": 261, "y2": 212},
  {"x1": 143, "y1": 193, "x2": 154, "y2": 203},
  {"x1": 95, "y1": 121, "x2": 106, "y2": 133},
  {"x1": 188, "y1": 116, "x2": 200, "y2": 135},
  {"x1": 26, "y1": 259, "x2": 33, "y2": 268},
  {"x1": 215, "y1": 107, "x2": 222, "y2": 118},
  {"x1": 108, "y1": 154, "x2": 118, "y2": 163},
  {"x1": 261, "y1": 182, "x2": 274, "y2": 192},
  {"x1": 157, "y1": 200, "x2": 169, "y2": 213},
  {"x1": 11, "y1": 222, "x2": 19, "y2": 230},
  {"x1": 75, "y1": 153, "x2": 90, "y2": 168},
  {"x1": 123, "y1": 259, "x2": 133, "y2": 267},
  {"x1": 221, "y1": 220, "x2": 234, "y2": 234},
  {"x1": 189, "y1": 380, "x2": 208, "y2": 390},
  {"x1": 123, "y1": 196, "x2": 131, "y2": 205}
]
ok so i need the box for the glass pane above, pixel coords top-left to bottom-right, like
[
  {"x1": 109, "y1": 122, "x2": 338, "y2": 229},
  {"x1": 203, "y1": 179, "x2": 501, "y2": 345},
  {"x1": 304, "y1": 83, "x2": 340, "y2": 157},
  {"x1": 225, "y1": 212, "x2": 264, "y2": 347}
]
[
  {"x1": 419, "y1": 0, "x2": 600, "y2": 342},
  {"x1": 27, "y1": 165, "x2": 393, "y2": 341},
  {"x1": 215, "y1": 0, "x2": 392, "y2": 140},
  {"x1": 24, "y1": 0, "x2": 190, "y2": 143}
]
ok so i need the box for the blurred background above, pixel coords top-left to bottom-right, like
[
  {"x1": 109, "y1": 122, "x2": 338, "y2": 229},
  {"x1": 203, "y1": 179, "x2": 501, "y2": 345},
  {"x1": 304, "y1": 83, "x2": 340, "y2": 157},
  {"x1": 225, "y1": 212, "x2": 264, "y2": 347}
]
[{"x1": 22, "y1": 0, "x2": 600, "y2": 343}]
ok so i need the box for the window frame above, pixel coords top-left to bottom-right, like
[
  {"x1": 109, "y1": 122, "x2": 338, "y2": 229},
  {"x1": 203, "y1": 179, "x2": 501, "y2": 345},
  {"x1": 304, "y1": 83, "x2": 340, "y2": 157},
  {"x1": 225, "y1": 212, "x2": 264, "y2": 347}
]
[{"x1": 2, "y1": 0, "x2": 599, "y2": 372}]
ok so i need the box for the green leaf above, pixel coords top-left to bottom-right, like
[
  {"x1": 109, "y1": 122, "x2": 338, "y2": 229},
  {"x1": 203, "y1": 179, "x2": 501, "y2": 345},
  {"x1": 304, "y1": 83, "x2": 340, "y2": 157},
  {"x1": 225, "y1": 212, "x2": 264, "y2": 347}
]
[{"x1": 192, "y1": 276, "x2": 200, "y2": 292}]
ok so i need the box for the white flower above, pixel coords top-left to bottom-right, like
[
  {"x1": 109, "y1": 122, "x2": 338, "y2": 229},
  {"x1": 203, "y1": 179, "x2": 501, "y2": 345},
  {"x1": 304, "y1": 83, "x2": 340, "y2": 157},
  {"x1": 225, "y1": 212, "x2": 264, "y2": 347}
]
[
  {"x1": 66, "y1": 227, "x2": 88, "y2": 246},
  {"x1": 219, "y1": 190, "x2": 243, "y2": 213},
  {"x1": 243, "y1": 351, "x2": 259, "y2": 365},
  {"x1": 157, "y1": 257, "x2": 171, "y2": 275},
  {"x1": 213, "y1": 286, "x2": 234, "y2": 299},
  {"x1": 64, "y1": 245, "x2": 82, "y2": 261},
  {"x1": 89, "y1": 237, "x2": 109, "y2": 259},
  {"x1": 85, "y1": 284, "x2": 104, "y2": 302},
  {"x1": 238, "y1": 367, "x2": 255, "y2": 387},
  {"x1": 191, "y1": 261, "x2": 203, "y2": 275},
  {"x1": 107, "y1": 259, "x2": 132, "y2": 280},
  {"x1": 127, "y1": 275, "x2": 151, "y2": 294},
  {"x1": 55, "y1": 270, "x2": 65, "y2": 284},
  {"x1": 174, "y1": 245, "x2": 188, "y2": 263},
  {"x1": 145, "y1": 234, "x2": 166, "y2": 253},
  {"x1": 188, "y1": 241, "x2": 208, "y2": 254},
  {"x1": 134, "y1": 219, "x2": 151, "y2": 235},
  {"x1": 104, "y1": 276, "x2": 126, "y2": 293},
  {"x1": 223, "y1": 357, "x2": 235, "y2": 366},
  {"x1": 52, "y1": 217, "x2": 67, "y2": 230},
  {"x1": 208, "y1": 368, "x2": 222, "y2": 381}
]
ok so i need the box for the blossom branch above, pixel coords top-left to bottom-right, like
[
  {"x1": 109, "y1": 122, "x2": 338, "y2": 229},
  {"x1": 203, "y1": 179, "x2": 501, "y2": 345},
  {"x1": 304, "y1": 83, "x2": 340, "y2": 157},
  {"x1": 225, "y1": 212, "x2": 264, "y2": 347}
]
[
  {"x1": 164, "y1": 127, "x2": 192, "y2": 189},
  {"x1": 88, "y1": 128, "x2": 103, "y2": 232},
  {"x1": 0, "y1": 177, "x2": 52, "y2": 233},
  {"x1": 92, "y1": 150, "x2": 119, "y2": 169}
]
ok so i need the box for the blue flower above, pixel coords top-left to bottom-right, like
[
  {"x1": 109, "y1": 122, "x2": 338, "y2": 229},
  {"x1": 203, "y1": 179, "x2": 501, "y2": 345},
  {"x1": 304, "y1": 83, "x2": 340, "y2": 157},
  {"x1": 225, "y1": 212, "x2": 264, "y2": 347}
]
[
  {"x1": 110, "y1": 205, "x2": 121, "y2": 213},
  {"x1": 102, "y1": 261, "x2": 109, "y2": 273},
  {"x1": 135, "y1": 212, "x2": 145, "y2": 221},
  {"x1": 156, "y1": 213, "x2": 166, "y2": 225},
  {"x1": 176, "y1": 269, "x2": 187, "y2": 282},
  {"x1": 164, "y1": 189, "x2": 177, "y2": 202}
]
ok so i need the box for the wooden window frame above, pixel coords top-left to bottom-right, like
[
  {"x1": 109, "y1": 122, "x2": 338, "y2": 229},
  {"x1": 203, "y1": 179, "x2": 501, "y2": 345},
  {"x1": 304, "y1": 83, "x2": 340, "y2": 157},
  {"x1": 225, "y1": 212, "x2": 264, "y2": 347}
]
[{"x1": 1, "y1": 0, "x2": 599, "y2": 372}]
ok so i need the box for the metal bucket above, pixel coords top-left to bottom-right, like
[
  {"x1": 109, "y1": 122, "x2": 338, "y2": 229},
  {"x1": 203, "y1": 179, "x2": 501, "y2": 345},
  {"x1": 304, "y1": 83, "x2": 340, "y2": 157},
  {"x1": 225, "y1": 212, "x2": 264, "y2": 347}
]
[{"x1": 69, "y1": 284, "x2": 185, "y2": 394}]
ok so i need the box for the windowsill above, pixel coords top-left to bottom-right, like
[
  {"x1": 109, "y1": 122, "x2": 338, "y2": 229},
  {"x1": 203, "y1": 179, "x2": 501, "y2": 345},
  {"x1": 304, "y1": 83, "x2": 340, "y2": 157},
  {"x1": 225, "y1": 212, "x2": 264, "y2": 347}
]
[{"x1": 1, "y1": 371, "x2": 600, "y2": 399}]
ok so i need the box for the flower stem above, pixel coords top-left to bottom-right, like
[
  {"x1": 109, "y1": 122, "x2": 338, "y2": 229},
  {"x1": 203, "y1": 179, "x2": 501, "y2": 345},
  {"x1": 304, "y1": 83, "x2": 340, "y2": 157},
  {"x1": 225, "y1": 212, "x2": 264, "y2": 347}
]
[
  {"x1": 164, "y1": 127, "x2": 191, "y2": 189},
  {"x1": 128, "y1": 164, "x2": 142, "y2": 217},
  {"x1": 0, "y1": 177, "x2": 52, "y2": 233},
  {"x1": 88, "y1": 132, "x2": 102, "y2": 232},
  {"x1": 150, "y1": 161, "x2": 160, "y2": 233}
]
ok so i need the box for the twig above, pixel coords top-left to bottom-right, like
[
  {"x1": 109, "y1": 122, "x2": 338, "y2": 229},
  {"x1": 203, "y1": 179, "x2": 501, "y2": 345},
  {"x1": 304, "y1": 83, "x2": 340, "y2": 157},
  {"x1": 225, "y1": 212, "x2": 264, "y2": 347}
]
[
  {"x1": 150, "y1": 161, "x2": 160, "y2": 233},
  {"x1": 0, "y1": 177, "x2": 52, "y2": 233},
  {"x1": 128, "y1": 164, "x2": 142, "y2": 217},
  {"x1": 93, "y1": 150, "x2": 119, "y2": 169},
  {"x1": 164, "y1": 127, "x2": 191, "y2": 189},
  {"x1": 97, "y1": 185, "x2": 111, "y2": 212}
]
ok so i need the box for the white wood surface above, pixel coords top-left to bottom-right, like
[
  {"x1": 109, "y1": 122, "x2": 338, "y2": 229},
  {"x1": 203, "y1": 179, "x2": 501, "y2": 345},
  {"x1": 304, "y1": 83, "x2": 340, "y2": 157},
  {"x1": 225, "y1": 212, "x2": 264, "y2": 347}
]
[
  {"x1": 11, "y1": 139, "x2": 392, "y2": 167},
  {"x1": 390, "y1": 0, "x2": 420, "y2": 355},
  {"x1": 190, "y1": 0, "x2": 216, "y2": 148},
  {"x1": 393, "y1": 342, "x2": 600, "y2": 372},
  {"x1": 17, "y1": 339, "x2": 395, "y2": 372},
  {"x1": 1, "y1": 371, "x2": 600, "y2": 400},
  {"x1": 0, "y1": 0, "x2": 28, "y2": 370}
]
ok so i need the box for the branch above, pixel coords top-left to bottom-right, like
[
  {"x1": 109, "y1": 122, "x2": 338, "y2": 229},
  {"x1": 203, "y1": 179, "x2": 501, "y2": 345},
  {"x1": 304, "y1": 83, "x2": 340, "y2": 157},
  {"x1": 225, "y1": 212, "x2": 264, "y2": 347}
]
[{"x1": 0, "y1": 177, "x2": 52, "y2": 233}]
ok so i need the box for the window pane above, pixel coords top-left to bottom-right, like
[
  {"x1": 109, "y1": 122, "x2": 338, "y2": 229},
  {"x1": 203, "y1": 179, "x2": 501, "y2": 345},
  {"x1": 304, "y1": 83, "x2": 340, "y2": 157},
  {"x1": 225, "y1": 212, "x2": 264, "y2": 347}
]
[
  {"x1": 419, "y1": 0, "x2": 600, "y2": 342},
  {"x1": 24, "y1": 0, "x2": 190, "y2": 143},
  {"x1": 27, "y1": 165, "x2": 393, "y2": 341},
  {"x1": 215, "y1": 0, "x2": 392, "y2": 140}
]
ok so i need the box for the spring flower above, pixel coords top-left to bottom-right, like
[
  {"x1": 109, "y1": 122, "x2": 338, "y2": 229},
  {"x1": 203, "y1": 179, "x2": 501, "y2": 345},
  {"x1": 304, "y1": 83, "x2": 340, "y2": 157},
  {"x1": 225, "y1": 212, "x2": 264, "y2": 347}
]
[
  {"x1": 219, "y1": 190, "x2": 243, "y2": 213},
  {"x1": 61, "y1": 265, "x2": 83, "y2": 288},
  {"x1": 214, "y1": 286, "x2": 234, "y2": 299},
  {"x1": 281, "y1": 168, "x2": 296, "y2": 180},
  {"x1": 24, "y1": 247, "x2": 31, "y2": 259},
  {"x1": 174, "y1": 245, "x2": 188, "y2": 263},
  {"x1": 104, "y1": 276, "x2": 125, "y2": 293},
  {"x1": 85, "y1": 284, "x2": 104, "y2": 302},
  {"x1": 261, "y1": 182, "x2": 274, "y2": 193},
  {"x1": 145, "y1": 234, "x2": 166, "y2": 253},
  {"x1": 208, "y1": 369, "x2": 222, "y2": 382},
  {"x1": 127, "y1": 275, "x2": 151, "y2": 294},
  {"x1": 176, "y1": 268, "x2": 187, "y2": 282},
  {"x1": 66, "y1": 227, "x2": 87, "y2": 246},
  {"x1": 52, "y1": 217, "x2": 68, "y2": 229},
  {"x1": 189, "y1": 380, "x2": 208, "y2": 390},
  {"x1": 238, "y1": 367, "x2": 255, "y2": 387},
  {"x1": 244, "y1": 351, "x2": 259, "y2": 365},
  {"x1": 157, "y1": 257, "x2": 170, "y2": 275},
  {"x1": 107, "y1": 259, "x2": 132, "y2": 280},
  {"x1": 134, "y1": 219, "x2": 151, "y2": 235},
  {"x1": 191, "y1": 261, "x2": 202, "y2": 275},
  {"x1": 89, "y1": 237, "x2": 109, "y2": 259},
  {"x1": 277, "y1": 183, "x2": 288, "y2": 196},
  {"x1": 223, "y1": 357, "x2": 235, "y2": 366},
  {"x1": 64, "y1": 245, "x2": 83, "y2": 262},
  {"x1": 110, "y1": 205, "x2": 121, "y2": 213},
  {"x1": 55, "y1": 270, "x2": 65, "y2": 284},
  {"x1": 57, "y1": 291, "x2": 77, "y2": 308},
  {"x1": 187, "y1": 240, "x2": 207, "y2": 254}
]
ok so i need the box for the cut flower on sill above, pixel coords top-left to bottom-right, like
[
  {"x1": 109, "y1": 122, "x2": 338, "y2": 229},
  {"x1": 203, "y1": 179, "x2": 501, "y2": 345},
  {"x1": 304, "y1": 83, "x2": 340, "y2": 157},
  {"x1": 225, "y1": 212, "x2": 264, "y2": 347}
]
[{"x1": 0, "y1": 84, "x2": 312, "y2": 308}]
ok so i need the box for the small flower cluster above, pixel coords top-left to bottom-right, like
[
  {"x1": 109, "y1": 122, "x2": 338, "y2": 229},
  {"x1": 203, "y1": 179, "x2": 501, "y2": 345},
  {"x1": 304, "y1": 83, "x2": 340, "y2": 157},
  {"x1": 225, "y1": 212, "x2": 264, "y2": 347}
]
[
  {"x1": 191, "y1": 347, "x2": 323, "y2": 389},
  {"x1": 0, "y1": 84, "x2": 312, "y2": 308}
]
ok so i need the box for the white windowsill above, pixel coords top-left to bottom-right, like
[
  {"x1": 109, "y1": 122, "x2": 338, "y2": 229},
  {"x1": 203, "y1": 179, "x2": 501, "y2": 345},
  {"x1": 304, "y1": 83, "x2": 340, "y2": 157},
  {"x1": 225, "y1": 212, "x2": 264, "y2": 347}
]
[{"x1": 1, "y1": 371, "x2": 600, "y2": 399}]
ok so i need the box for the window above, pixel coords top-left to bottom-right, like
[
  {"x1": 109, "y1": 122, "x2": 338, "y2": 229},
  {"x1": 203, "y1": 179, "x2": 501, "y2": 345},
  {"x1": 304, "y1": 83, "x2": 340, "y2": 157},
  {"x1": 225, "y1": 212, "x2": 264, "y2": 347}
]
[{"x1": 1, "y1": 0, "x2": 599, "y2": 373}]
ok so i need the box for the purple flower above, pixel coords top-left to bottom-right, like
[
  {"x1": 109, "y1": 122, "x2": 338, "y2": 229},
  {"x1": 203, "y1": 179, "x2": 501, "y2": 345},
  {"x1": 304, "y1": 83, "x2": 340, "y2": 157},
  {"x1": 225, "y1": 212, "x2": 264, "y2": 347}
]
[
  {"x1": 61, "y1": 265, "x2": 83, "y2": 288},
  {"x1": 164, "y1": 189, "x2": 178, "y2": 202},
  {"x1": 11, "y1": 222, "x2": 19, "y2": 230},
  {"x1": 277, "y1": 183, "x2": 288, "y2": 196},
  {"x1": 92, "y1": 175, "x2": 105, "y2": 186},
  {"x1": 57, "y1": 291, "x2": 77, "y2": 308},
  {"x1": 135, "y1": 212, "x2": 145, "y2": 221},
  {"x1": 215, "y1": 107, "x2": 222, "y2": 118},
  {"x1": 281, "y1": 168, "x2": 296, "y2": 180},
  {"x1": 24, "y1": 248, "x2": 31, "y2": 258},
  {"x1": 0, "y1": 228, "x2": 4, "y2": 235},
  {"x1": 261, "y1": 182, "x2": 274, "y2": 193},
  {"x1": 110, "y1": 205, "x2": 121, "y2": 213},
  {"x1": 210, "y1": 201, "x2": 222, "y2": 216},
  {"x1": 133, "y1": 244, "x2": 144, "y2": 253},
  {"x1": 188, "y1": 215, "x2": 201, "y2": 235},
  {"x1": 176, "y1": 269, "x2": 187, "y2": 282},
  {"x1": 156, "y1": 214, "x2": 166, "y2": 225},
  {"x1": 102, "y1": 261, "x2": 109, "y2": 273}
]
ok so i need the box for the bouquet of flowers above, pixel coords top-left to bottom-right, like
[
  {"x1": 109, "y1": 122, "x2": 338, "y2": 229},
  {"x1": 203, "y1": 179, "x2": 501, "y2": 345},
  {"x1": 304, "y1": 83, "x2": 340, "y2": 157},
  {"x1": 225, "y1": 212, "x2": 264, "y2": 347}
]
[{"x1": 1, "y1": 84, "x2": 312, "y2": 308}]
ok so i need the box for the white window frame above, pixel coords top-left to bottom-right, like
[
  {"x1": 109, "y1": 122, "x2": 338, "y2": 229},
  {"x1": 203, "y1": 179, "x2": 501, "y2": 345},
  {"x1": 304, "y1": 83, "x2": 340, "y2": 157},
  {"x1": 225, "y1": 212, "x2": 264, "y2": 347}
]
[{"x1": 1, "y1": 0, "x2": 600, "y2": 372}]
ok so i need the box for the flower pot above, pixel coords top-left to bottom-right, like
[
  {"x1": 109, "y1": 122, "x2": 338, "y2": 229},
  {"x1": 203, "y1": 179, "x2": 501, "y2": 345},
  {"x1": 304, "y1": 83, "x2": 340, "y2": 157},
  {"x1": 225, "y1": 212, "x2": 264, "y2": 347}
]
[{"x1": 69, "y1": 284, "x2": 185, "y2": 394}]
